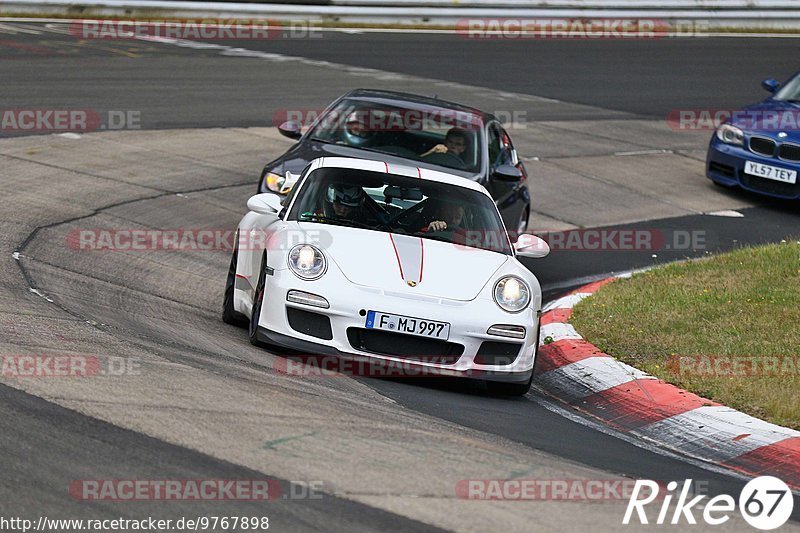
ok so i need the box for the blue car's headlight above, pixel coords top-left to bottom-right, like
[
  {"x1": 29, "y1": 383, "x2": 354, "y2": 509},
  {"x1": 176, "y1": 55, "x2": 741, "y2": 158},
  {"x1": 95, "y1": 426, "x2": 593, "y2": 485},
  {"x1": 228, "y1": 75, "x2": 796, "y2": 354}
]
[{"x1": 716, "y1": 124, "x2": 744, "y2": 146}]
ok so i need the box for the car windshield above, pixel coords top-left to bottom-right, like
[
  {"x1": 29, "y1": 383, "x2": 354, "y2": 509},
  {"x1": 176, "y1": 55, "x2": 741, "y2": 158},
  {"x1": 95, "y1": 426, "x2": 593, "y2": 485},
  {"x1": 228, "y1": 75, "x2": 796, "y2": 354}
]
[
  {"x1": 287, "y1": 167, "x2": 511, "y2": 255},
  {"x1": 774, "y1": 74, "x2": 800, "y2": 102},
  {"x1": 308, "y1": 99, "x2": 483, "y2": 173}
]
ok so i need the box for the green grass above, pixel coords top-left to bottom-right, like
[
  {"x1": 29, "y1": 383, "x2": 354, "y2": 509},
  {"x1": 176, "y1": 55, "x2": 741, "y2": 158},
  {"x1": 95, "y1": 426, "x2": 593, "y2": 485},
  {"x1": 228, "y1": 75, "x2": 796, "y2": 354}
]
[{"x1": 570, "y1": 241, "x2": 800, "y2": 429}]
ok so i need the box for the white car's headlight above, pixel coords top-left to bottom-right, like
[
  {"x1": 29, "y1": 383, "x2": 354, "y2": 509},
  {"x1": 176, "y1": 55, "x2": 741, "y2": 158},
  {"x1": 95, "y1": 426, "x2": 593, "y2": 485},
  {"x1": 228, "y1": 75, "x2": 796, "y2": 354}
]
[
  {"x1": 716, "y1": 124, "x2": 744, "y2": 146},
  {"x1": 264, "y1": 172, "x2": 285, "y2": 193},
  {"x1": 288, "y1": 244, "x2": 327, "y2": 280},
  {"x1": 493, "y1": 276, "x2": 531, "y2": 313}
]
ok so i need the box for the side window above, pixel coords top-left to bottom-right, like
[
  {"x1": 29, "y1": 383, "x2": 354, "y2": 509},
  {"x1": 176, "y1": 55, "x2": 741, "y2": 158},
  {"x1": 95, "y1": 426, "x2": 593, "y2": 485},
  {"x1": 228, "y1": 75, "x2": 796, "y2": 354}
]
[
  {"x1": 500, "y1": 127, "x2": 518, "y2": 165},
  {"x1": 487, "y1": 125, "x2": 501, "y2": 167},
  {"x1": 487, "y1": 124, "x2": 513, "y2": 167}
]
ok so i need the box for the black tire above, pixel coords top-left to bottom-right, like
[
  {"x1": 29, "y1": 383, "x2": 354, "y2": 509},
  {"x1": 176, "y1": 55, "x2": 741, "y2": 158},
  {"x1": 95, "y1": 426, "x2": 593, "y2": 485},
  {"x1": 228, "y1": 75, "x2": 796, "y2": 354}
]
[
  {"x1": 222, "y1": 232, "x2": 248, "y2": 327},
  {"x1": 248, "y1": 253, "x2": 268, "y2": 346},
  {"x1": 485, "y1": 374, "x2": 533, "y2": 396}
]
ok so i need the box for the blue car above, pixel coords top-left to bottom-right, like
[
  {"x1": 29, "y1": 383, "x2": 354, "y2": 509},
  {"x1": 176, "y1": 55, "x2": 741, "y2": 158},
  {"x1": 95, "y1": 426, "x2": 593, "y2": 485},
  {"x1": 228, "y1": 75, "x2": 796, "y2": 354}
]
[{"x1": 706, "y1": 74, "x2": 800, "y2": 199}]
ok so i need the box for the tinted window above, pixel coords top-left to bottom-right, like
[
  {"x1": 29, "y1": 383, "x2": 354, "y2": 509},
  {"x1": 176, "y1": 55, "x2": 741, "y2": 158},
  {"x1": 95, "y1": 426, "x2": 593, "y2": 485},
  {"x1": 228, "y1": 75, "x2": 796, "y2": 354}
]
[
  {"x1": 308, "y1": 99, "x2": 483, "y2": 173},
  {"x1": 288, "y1": 167, "x2": 511, "y2": 255}
]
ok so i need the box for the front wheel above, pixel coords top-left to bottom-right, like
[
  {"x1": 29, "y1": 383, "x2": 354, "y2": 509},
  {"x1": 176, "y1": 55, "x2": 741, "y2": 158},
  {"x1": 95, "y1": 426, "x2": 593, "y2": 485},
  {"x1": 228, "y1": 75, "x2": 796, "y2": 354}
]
[
  {"x1": 249, "y1": 254, "x2": 269, "y2": 346},
  {"x1": 222, "y1": 232, "x2": 248, "y2": 327}
]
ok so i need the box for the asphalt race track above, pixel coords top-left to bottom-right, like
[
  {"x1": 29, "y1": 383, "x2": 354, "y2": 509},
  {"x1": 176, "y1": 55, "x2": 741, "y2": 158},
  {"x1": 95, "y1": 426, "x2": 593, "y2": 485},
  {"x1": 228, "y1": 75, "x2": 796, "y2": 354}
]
[{"x1": 1, "y1": 21, "x2": 800, "y2": 531}]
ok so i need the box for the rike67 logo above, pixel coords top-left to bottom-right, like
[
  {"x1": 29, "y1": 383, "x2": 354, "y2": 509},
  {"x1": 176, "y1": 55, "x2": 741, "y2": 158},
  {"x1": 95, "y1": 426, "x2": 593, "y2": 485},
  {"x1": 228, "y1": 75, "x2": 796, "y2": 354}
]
[{"x1": 624, "y1": 477, "x2": 794, "y2": 530}]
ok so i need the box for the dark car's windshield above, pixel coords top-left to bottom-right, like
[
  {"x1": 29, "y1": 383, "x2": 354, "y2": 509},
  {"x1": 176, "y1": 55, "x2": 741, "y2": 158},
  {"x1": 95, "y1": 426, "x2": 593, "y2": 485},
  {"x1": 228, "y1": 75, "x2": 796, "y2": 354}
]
[
  {"x1": 308, "y1": 99, "x2": 483, "y2": 173},
  {"x1": 774, "y1": 74, "x2": 800, "y2": 102},
  {"x1": 288, "y1": 167, "x2": 511, "y2": 255}
]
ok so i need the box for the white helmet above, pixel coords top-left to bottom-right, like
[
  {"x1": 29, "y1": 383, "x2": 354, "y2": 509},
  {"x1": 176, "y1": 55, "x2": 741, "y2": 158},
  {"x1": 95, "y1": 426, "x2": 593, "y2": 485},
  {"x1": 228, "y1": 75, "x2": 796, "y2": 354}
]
[{"x1": 325, "y1": 183, "x2": 364, "y2": 216}]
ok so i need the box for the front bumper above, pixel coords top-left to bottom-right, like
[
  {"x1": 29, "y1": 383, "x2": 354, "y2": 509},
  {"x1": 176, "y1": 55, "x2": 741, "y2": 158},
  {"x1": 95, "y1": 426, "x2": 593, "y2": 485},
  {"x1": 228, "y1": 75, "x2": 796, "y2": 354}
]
[
  {"x1": 251, "y1": 268, "x2": 539, "y2": 384},
  {"x1": 706, "y1": 137, "x2": 800, "y2": 200}
]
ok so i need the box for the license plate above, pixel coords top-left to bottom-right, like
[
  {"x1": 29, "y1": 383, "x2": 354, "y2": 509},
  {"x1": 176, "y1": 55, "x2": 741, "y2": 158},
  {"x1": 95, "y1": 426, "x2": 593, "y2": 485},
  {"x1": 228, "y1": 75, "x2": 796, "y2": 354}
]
[
  {"x1": 365, "y1": 310, "x2": 450, "y2": 340},
  {"x1": 744, "y1": 161, "x2": 797, "y2": 184}
]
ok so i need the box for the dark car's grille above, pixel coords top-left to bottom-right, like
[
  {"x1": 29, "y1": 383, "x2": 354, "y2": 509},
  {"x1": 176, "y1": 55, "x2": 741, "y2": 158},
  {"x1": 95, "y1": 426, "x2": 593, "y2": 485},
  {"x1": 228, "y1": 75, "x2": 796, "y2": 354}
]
[
  {"x1": 741, "y1": 173, "x2": 799, "y2": 198},
  {"x1": 473, "y1": 341, "x2": 522, "y2": 366},
  {"x1": 779, "y1": 143, "x2": 800, "y2": 162},
  {"x1": 346, "y1": 328, "x2": 463, "y2": 364},
  {"x1": 287, "y1": 307, "x2": 333, "y2": 340},
  {"x1": 749, "y1": 136, "x2": 776, "y2": 157}
]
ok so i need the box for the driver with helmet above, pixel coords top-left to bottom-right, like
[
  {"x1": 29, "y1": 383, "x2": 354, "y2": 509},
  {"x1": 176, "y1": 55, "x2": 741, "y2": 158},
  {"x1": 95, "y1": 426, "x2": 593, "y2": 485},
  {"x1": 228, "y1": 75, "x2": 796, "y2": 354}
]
[{"x1": 318, "y1": 182, "x2": 382, "y2": 228}]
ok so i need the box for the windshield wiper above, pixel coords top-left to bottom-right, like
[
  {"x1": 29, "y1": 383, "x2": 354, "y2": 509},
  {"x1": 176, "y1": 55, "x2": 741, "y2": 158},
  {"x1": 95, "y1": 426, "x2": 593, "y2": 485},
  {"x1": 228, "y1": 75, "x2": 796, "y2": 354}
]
[{"x1": 308, "y1": 136, "x2": 335, "y2": 144}]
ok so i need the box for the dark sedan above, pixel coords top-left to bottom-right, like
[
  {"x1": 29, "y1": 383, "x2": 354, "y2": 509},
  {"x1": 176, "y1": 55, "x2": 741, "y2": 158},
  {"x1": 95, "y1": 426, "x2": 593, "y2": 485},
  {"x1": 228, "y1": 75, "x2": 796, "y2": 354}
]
[{"x1": 258, "y1": 89, "x2": 531, "y2": 234}]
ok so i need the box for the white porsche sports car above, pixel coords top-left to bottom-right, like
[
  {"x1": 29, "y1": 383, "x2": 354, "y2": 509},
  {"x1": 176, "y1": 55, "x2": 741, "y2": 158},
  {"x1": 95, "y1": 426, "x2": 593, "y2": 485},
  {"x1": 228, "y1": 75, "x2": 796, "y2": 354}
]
[{"x1": 223, "y1": 157, "x2": 549, "y2": 395}]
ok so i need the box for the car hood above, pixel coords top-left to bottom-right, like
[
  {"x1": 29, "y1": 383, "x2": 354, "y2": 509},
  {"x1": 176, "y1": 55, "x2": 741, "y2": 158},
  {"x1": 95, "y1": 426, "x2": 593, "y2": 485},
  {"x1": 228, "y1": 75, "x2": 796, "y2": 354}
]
[
  {"x1": 729, "y1": 100, "x2": 800, "y2": 141},
  {"x1": 276, "y1": 140, "x2": 481, "y2": 180},
  {"x1": 303, "y1": 224, "x2": 509, "y2": 301}
]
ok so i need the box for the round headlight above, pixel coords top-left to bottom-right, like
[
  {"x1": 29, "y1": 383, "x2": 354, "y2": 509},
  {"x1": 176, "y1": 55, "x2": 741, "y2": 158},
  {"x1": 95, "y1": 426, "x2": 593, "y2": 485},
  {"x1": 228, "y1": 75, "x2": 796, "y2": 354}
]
[
  {"x1": 288, "y1": 244, "x2": 326, "y2": 280},
  {"x1": 264, "y1": 172, "x2": 285, "y2": 192},
  {"x1": 493, "y1": 276, "x2": 531, "y2": 313},
  {"x1": 715, "y1": 124, "x2": 744, "y2": 146}
]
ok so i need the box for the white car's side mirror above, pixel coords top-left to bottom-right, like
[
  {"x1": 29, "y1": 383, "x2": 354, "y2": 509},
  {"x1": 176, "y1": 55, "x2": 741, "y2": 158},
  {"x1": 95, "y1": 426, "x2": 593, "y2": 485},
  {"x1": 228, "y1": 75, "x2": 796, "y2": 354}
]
[
  {"x1": 514, "y1": 234, "x2": 550, "y2": 258},
  {"x1": 247, "y1": 193, "x2": 283, "y2": 215}
]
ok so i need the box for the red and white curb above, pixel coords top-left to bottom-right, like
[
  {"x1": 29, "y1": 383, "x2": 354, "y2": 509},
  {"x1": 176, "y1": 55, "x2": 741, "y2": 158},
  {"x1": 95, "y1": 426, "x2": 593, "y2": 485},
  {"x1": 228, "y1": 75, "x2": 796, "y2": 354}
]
[{"x1": 535, "y1": 276, "x2": 800, "y2": 489}]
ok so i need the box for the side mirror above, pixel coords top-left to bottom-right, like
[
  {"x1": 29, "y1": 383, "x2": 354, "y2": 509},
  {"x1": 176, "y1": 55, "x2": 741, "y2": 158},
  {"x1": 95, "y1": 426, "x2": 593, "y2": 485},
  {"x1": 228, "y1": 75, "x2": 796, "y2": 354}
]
[
  {"x1": 247, "y1": 193, "x2": 283, "y2": 215},
  {"x1": 492, "y1": 164, "x2": 523, "y2": 182},
  {"x1": 514, "y1": 234, "x2": 549, "y2": 258},
  {"x1": 762, "y1": 78, "x2": 780, "y2": 94},
  {"x1": 278, "y1": 121, "x2": 302, "y2": 140}
]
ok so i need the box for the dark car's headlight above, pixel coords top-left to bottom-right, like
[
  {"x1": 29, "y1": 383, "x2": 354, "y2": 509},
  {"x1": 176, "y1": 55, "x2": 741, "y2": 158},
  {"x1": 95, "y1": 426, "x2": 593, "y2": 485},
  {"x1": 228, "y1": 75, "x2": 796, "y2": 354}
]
[
  {"x1": 264, "y1": 172, "x2": 285, "y2": 193},
  {"x1": 288, "y1": 244, "x2": 327, "y2": 280},
  {"x1": 493, "y1": 276, "x2": 530, "y2": 313},
  {"x1": 716, "y1": 124, "x2": 744, "y2": 146}
]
